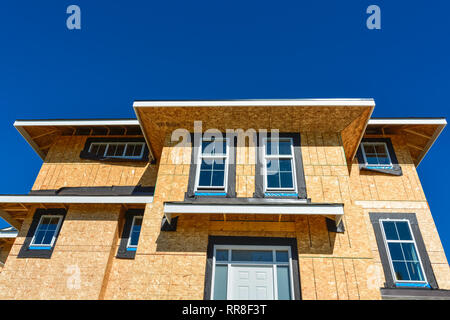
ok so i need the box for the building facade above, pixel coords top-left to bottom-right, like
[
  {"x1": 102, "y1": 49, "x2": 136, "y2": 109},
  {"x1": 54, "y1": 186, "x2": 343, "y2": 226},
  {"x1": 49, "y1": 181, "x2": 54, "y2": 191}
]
[{"x1": 0, "y1": 99, "x2": 449, "y2": 300}]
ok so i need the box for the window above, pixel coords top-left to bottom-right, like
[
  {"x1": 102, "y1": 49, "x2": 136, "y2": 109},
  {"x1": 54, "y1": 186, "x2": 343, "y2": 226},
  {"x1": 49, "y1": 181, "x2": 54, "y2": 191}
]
[
  {"x1": 195, "y1": 138, "x2": 229, "y2": 192},
  {"x1": 361, "y1": 142, "x2": 392, "y2": 168},
  {"x1": 126, "y1": 216, "x2": 143, "y2": 251},
  {"x1": 380, "y1": 219, "x2": 426, "y2": 283},
  {"x1": 263, "y1": 138, "x2": 296, "y2": 191},
  {"x1": 88, "y1": 142, "x2": 145, "y2": 159},
  {"x1": 211, "y1": 245, "x2": 294, "y2": 300},
  {"x1": 29, "y1": 215, "x2": 63, "y2": 249}
]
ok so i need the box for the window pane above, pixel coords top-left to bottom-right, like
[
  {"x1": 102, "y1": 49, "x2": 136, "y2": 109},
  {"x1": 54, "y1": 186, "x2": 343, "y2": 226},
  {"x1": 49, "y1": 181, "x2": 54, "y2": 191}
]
[
  {"x1": 278, "y1": 141, "x2": 292, "y2": 155},
  {"x1": 279, "y1": 159, "x2": 292, "y2": 172},
  {"x1": 43, "y1": 231, "x2": 54, "y2": 245},
  {"x1": 266, "y1": 141, "x2": 276, "y2": 155},
  {"x1": 267, "y1": 172, "x2": 280, "y2": 189},
  {"x1": 216, "y1": 250, "x2": 228, "y2": 261},
  {"x1": 115, "y1": 144, "x2": 125, "y2": 156},
  {"x1": 401, "y1": 243, "x2": 419, "y2": 262},
  {"x1": 393, "y1": 261, "x2": 410, "y2": 281},
  {"x1": 407, "y1": 262, "x2": 425, "y2": 281},
  {"x1": 200, "y1": 159, "x2": 213, "y2": 170},
  {"x1": 213, "y1": 159, "x2": 225, "y2": 170},
  {"x1": 366, "y1": 155, "x2": 379, "y2": 165},
  {"x1": 40, "y1": 217, "x2": 51, "y2": 228},
  {"x1": 276, "y1": 266, "x2": 292, "y2": 300},
  {"x1": 132, "y1": 144, "x2": 143, "y2": 156},
  {"x1": 266, "y1": 159, "x2": 279, "y2": 172},
  {"x1": 363, "y1": 144, "x2": 376, "y2": 154},
  {"x1": 129, "y1": 231, "x2": 140, "y2": 246},
  {"x1": 388, "y1": 243, "x2": 404, "y2": 261},
  {"x1": 374, "y1": 144, "x2": 387, "y2": 155},
  {"x1": 276, "y1": 251, "x2": 289, "y2": 262},
  {"x1": 396, "y1": 222, "x2": 412, "y2": 241},
  {"x1": 231, "y1": 250, "x2": 273, "y2": 262},
  {"x1": 211, "y1": 171, "x2": 225, "y2": 187},
  {"x1": 33, "y1": 231, "x2": 46, "y2": 245},
  {"x1": 280, "y1": 172, "x2": 293, "y2": 189},
  {"x1": 382, "y1": 221, "x2": 399, "y2": 240},
  {"x1": 106, "y1": 144, "x2": 117, "y2": 156},
  {"x1": 213, "y1": 265, "x2": 228, "y2": 300},
  {"x1": 97, "y1": 144, "x2": 107, "y2": 156},
  {"x1": 199, "y1": 171, "x2": 212, "y2": 187}
]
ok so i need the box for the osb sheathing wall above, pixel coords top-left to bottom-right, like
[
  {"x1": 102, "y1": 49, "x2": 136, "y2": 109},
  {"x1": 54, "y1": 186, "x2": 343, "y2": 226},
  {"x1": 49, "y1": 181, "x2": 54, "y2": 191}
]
[
  {"x1": 32, "y1": 135, "x2": 158, "y2": 190},
  {"x1": 0, "y1": 130, "x2": 448, "y2": 300},
  {"x1": 0, "y1": 204, "x2": 122, "y2": 299},
  {"x1": 0, "y1": 239, "x2": 14, "y2": 273}
]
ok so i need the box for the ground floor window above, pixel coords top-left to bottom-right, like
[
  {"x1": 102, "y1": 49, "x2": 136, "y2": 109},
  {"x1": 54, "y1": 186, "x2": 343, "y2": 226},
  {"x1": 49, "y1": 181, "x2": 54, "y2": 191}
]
[{"x1": 211, "y1": 245, "x2": 295, "y2": 300}]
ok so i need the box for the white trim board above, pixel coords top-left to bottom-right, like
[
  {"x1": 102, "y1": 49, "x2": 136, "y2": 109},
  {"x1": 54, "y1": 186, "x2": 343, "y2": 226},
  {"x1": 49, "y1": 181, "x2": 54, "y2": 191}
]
[
  {"x1": 164, "y1": 202, "x2": 344, "y2": 226},
  {"x1": 0, "y1": 195, "x2": 153, "y2": 204},
  {"x1": 0, "y1": 231, "x2": 18, "y2": 238},
  {"x1": 134, "y1": 99, "x2": 375, "y2": 108},
  {"x1": 368, "y1": 118, "x2": 447, "y2": 126},
  {"x1": 14, "y1": 119, "x2": 140, "y2": 127}
]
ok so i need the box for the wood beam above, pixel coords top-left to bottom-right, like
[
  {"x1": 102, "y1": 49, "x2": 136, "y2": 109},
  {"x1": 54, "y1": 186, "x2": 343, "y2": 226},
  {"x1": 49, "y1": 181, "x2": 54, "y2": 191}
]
[
  {"x1": 0, "y1": 209, "x2": 22, "y2": 229},
  {"x1": 407, "y1": 143, "x2": 424, "y2": 151},
  {"x1": 403, "y1": 128, "x2": 432, "y2": 140}
]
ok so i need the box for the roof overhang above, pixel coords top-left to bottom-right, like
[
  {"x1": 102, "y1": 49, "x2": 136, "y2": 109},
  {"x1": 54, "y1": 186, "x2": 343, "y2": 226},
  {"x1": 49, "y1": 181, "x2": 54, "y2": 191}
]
[
  {"x1": 0, "y1": 195, "x2": 153, "y2": 230},
  {"x1": 13, "y1": 119, "x2": 147, "y2": 160},
  {"x1": 134, "y1": 99, "x2": 375, "y2": 164},
  {"x1": 164, "y1": 201, "x2": 344, "y2": 227},
  {"x1": 366, "y1": 118, "x2": 447, "y2": 166}
]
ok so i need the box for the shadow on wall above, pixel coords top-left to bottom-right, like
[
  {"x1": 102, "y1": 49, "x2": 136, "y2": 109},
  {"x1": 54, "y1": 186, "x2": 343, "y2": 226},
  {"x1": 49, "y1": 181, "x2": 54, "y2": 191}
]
[{"x1": 154, "y1": 215, "x2": 338, "y2": 255}]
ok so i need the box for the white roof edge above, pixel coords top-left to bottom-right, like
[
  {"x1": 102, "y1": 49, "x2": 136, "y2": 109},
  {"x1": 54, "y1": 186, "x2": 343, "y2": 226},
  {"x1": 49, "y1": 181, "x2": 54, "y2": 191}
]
[
  {"x1": 0, "y1": 195, "x2": 153, "y2": 204},
  {"x1": 133, "y1": 99, "x2": 375, "y2": 108},
  {"x1": 164, "y1": 202, "x2": 344, "y2": 215},
  {"x1": 14, "y1": 119, "x2": 140, "y2": 127},
  {"x1": 0, "y1": 231, "x2": 18, "y2": 238},
  {"x1": 368, "y1": 118, "x2": 447, "y2": 125}
]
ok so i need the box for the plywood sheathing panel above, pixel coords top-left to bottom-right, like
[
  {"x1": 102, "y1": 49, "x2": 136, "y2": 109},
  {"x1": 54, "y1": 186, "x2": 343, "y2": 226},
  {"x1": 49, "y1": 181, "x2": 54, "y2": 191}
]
[
  {"x1": 32, "y1": 136, "x2": 158, "y2": 191},
  {"x1": 135, "y1": 105, "x2": 373, "y2": 162}
]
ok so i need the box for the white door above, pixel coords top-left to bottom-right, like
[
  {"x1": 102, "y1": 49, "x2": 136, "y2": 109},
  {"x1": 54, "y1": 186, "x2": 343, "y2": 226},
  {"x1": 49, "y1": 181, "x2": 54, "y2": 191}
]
[{"x1": 230, "y1": 265, "x2": 274, "y2": 300}]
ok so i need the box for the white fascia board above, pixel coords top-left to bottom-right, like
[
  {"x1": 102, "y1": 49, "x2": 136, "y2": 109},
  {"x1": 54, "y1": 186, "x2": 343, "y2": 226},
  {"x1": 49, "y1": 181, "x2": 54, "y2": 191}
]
[
  {"x1": 164, "y1": 203, "x2": 344, "y2": 215},
  {"x1": 0, "y1": 231, "x2": 18, "y2": 238},
  {"x1": 0, "y1": 195, "x2": 153, "y2": 204},
  {"x1": 14, "y1": 119, "x2": 140, "y2": 127},
  {"x1": 133, "y1": 99, "x2": 375, "y2": 108},
  {"x1": 368, "y1": 118, "x2": 447, "y2": 126}
]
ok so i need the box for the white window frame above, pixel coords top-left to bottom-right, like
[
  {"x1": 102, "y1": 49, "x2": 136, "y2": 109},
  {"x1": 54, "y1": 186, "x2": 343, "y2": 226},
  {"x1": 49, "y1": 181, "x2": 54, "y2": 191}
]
[
  {"x1": 29, "y1": 215, "x2": 63, "y2": 249},
  {"x1": 380, "y1": 219, "x2": 427, "y2": 284},
  {"x1": 88, "y1": 142, "x2": 145, "y2": 159},
  {"x1": 126, "y1": 216, "x2": 143, "y2": 249},
  {"x1": 361, "y1": 142, "x2": 393, "y2": 167},
  {"x1": 263, "y1": 138, "x2": 297, "y2": 192},
  {"x1": 194, "y1": 137, "x2": 230, "y2": 192},
  {"x1": 211, "y1": 245, "x2": 295, "y2": 300}
]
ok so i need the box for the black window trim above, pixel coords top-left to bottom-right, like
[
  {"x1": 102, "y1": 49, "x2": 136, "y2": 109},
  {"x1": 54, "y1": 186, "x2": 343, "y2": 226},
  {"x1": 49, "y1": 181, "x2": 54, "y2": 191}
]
[
  {"x1": 18, "y1": 208, "x2": 67, "y2": 259},
  {"x1": 203, "y1": 236, "x2": 301, "y2": 300},
  {"x1": 356, "y1": 138, "x2": 402, "y2": 176},
  {"x1": 186, "y1": 132, "x2": 237, "y2": 199},
  {"x1": 254, "y1": 132, "x2": 307, "y2": 199},
  {"x1": 80, "y1": 137, "x2": 151, "y2": 162},
  {"x1": 116, "y1": 209, "x2": 144, "y2": 259},
  {"x1": 369, "y1": 212, "x2": 438, "y2": 289}
]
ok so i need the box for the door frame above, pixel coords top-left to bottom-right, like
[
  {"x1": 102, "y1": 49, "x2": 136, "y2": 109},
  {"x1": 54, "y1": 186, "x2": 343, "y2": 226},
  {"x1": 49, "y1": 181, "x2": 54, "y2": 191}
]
[{"x1": 204, "y1": 236, "x2": 301, "y2": 300}]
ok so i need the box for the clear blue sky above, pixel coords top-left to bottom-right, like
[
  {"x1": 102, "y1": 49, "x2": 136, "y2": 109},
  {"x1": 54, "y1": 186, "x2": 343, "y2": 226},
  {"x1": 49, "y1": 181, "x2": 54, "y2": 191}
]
[{"x1": 0, "y1": 1, "x2": 449, "y2": 258}]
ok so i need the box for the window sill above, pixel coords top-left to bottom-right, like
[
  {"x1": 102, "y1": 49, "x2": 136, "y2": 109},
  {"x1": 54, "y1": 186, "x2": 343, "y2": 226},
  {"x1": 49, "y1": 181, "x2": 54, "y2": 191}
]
[
  {"x1": 395, "y1": 282, "x2": 431, "y2": 289},
  {"x1": 359, "y1": 164, "x2": 402, "y2": 176},
  {"x1": 28, "y1": 246, "x2": 52, "y2": 250}
]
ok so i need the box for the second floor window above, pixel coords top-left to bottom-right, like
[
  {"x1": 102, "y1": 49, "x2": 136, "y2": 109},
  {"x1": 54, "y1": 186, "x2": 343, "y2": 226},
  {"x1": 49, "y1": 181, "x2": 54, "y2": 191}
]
[
  {"x1": 361, "y1": 142, "x2": 392, "y2": 167},
  {"x1": 88, "y1": 142, "x2": 145, "y2": 159},
  {"x1": 195, "y1": 138, "x2": 229, "y2": 192},
  {"x1": 263, "y1": 138, "x2": 296, "y2": 191},
  {"x1": 29, "y1": 215, "x2": 63, "y2": 249},
  {"x1": 381, "y1": 219, "x2": 426, "y2": 283}
]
